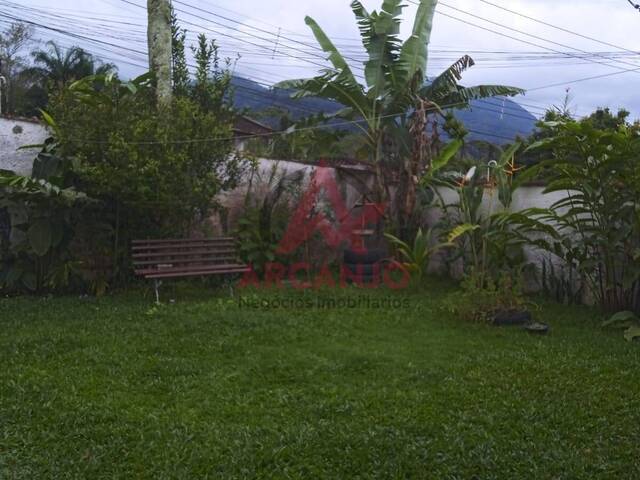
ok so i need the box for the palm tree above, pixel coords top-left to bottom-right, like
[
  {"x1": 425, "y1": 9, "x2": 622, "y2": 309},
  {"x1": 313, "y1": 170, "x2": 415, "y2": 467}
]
[
  {"x1": 276, "y1": 0, "x2": 525, "y2": 237},
  {"x1": 29, "y1": 41, "x2": 116, "y2": 90}
]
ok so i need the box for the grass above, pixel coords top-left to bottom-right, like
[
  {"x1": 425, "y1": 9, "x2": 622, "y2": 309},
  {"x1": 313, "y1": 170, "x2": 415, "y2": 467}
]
[{"x1": 1, "y1": 280, "x2": 639, "y2": 479}]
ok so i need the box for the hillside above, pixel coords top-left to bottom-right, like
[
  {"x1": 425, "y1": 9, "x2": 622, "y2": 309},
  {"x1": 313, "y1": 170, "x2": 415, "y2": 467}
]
[{"x1": 231, "y1": 76, "x2": 538, "y2": 144}]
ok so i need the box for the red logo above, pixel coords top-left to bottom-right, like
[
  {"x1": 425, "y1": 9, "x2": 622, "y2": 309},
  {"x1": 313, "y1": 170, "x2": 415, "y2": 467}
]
[
  {"x1": 240, "y1": 162, "x2": 409, "y2": 290},
  {"x1": 277, "y1": 164, "x2": 384, "y2": 254}
]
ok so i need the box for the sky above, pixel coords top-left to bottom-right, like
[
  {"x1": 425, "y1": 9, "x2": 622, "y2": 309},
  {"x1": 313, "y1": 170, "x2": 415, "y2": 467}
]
[{"x1": 4, "y1": 0, "x2": 640, "y2": 120}]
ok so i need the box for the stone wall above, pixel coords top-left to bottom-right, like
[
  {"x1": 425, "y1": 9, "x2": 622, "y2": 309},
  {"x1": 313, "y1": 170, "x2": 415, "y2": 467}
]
[{"x1": 0, "y1": 117, "x2": 48, "y2": 175}]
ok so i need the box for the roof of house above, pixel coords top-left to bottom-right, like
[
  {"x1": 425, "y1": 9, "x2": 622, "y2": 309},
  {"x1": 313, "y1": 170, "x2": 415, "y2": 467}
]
[
  {"x1": 0, "y1": 114, "x2": 43, "y2": 125},
  {"x1": 233, "y1": 115, "x2": 273, "y2": 137}
]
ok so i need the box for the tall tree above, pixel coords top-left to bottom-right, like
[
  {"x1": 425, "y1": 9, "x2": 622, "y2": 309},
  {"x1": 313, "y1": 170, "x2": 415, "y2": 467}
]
[
  {"x1": 29, "y1": 41, "x2": 116, "y2": 89},
  {"x1": 191, "y1": 34, "x2": 233, "y2": 120},
  {"x1": 170, "y1": 6, "x2": 189, "y2": 97},
  {"x1": 147, "y1": 0, "x2": 172, "y2": 106},
  {"x1": 276, "y1": 0, "x2": 524, "y2": 238},
  {"x1": 0, "y1": 22, "x2": 33, "y2": 114}
]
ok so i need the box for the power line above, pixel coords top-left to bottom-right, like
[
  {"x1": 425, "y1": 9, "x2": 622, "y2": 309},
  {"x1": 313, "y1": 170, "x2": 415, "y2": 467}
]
[
  {"x1": 436, "y1": 1, "x2": 640, "y2": 74},
  {"x1": 528, "y1": 66, "x2": 640, "y2": 91},
  {"x1": 479, "y1": 0, "x2": 640, "y2": 54},
  {"x1": 117, "y1": 0, "x2": 354, "y2": 72},
  {"x1": 8, "y1": 1, "x2": 626, "y2": 124},
  {"x1": 628, "y1": 0, "x2": 640, "y2": 13}
]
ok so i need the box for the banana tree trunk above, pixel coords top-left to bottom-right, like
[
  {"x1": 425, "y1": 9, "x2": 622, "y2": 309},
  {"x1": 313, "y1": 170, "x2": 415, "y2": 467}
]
[
  {"x1": 393, "y1": 156, "x2": 418, "y2": 242},
  {"x1": 147, "y1": 0, "x2": 172, "y2": 107}
]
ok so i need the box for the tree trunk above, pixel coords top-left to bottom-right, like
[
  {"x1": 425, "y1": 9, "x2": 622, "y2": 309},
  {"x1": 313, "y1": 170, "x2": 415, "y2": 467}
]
[{"x1": 147, "y1": 0, "x2": 172, "y2": 107}]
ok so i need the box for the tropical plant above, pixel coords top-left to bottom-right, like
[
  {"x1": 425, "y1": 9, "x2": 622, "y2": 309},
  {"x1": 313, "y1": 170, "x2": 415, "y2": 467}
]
[
  {"x1": 0, "y1": 165, "x2": 91, "y2": 292},
  {"x1": 540, "y1": 256, "x2": 583, "y2": 305},
  {"x1": 275, "y1": 0, "x2": 524, "y2": 238},
  {"x1": 442, "y1": 142, "x2": 530, "y2": 288},
  {"x1": 512, "y1": 119, "x2": 640, "y2": 313},
  {"x1": 28, "y1": 41, "x2": 116, "y2": 90},
  {"x1": 385, "y1": 227, "x2": 451, "y2": 281}
]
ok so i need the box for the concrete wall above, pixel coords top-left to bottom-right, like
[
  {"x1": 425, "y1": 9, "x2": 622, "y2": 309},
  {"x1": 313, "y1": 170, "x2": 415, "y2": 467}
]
[
  {"x1": 214, "y1": 158, "x2": 578, "y2": 293},
  {"x1": 424, "y1": 185, "x2": 570, "y2": 282},
  {"x1": 0, "y1": 117, "x2": 48, "y2": 175}
]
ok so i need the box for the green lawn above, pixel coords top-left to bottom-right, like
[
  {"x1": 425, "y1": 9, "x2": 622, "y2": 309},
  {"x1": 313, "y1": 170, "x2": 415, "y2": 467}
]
[{"x1": 1, "y1": 282, "x2": 639, "y2": 479}]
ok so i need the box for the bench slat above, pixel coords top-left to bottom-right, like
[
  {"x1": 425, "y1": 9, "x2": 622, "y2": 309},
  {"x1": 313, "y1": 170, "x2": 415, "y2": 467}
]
[
  {"x1": 144, "y1": 267, "x2": 250, "y2": 279},
  {"x1": 132, "y1": 248, "x2": 237, "y2": 260},
  {"x1": 132, "y1": 237, "x2": 249, "y2": 283},
  {"x1": 136, "y1": 263, "x2": 249, "y2": 276},
  {"x1": 132, "y1": 255, "x2": 238, "y2": 267},
  {"x1": 132, "y1": 237, "x2": 235, "y2": 244},
  {"x1": 132, "y1": 242, "x2": 235, "y2": 251}
]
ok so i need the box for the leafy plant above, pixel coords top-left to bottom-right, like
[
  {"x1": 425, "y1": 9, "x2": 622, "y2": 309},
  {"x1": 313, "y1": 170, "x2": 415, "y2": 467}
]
[
  {"x1": 440, "y1": 142, "x2": 530, "y2": 288},
  {"x1": 236, "y1": 163, "x2": 304, "y2": 276},
  {"x1": 514, "y1": 119, "x2": 640, "y2": 313},
  {"x1": 27, "y1": 40, "x2": 116, "y2": 91},
  {"x1": 602, "y1": 311, "x2": 640, "y2": 342},
  {"x1": 540, "y1": 256, "x2": 583, "y2": 305},
  {"x1": 45, "y1": 70, "x2": 248, "y2": 284},
  {"x1": 276, "y1": 0, "x2": 523, "y2": 238},
  {"x1": 0, "y1": 168, "x2": 91, "y2": 292},
  {"x1": 385, "y1": 227, "x2": 451, "y2": 281}
]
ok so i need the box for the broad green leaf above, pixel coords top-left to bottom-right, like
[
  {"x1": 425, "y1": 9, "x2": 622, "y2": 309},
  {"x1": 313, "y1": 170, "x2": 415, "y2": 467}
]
[
  {"x1": 498, "y1": 142, "x2": 521, "y2": 167},
  {"x1": 305, "y1": 16, "x2": 353, "y2": 76},
  {"x1": 430, "y1": 138, "x2": 463, "y2": 174},
  {"x1": 524, "y1": 137, "x2": 556, "y2": 153},
  {"x1": 398, "y1": 0, "x2": 437, "y2": 82},
  {"x1": 448, "y1": 223, "x2": 480, "y2": 243}
]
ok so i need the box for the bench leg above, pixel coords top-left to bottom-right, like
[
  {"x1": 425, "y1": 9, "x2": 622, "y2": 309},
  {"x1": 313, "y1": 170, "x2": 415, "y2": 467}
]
[
  {"x1": 227, "y1": 275, "x2": 234, "y2": 297},
  {"x1": 154, "y1": 279, "x2": 163, "y2": 304}
]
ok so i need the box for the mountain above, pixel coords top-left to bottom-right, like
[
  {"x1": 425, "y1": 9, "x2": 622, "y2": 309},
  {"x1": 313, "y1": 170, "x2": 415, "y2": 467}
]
[{"x1": 231, "y1": 76, "x2": 537, "y2": 144}]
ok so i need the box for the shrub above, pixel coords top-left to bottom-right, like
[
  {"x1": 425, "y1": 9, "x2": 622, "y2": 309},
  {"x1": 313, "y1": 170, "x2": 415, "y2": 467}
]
[
  {"x1": 1, "y1": 70, "x2": 248, "y2": 294},
  {"x1": 517, "y1": 120, "x2": 640, "y2": 313}
]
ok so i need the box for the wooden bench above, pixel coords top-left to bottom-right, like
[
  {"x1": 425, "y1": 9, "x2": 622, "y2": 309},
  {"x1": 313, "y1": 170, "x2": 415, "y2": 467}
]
[{"x1": 132, "y1": 237, "x2": 250, "y2": 303}]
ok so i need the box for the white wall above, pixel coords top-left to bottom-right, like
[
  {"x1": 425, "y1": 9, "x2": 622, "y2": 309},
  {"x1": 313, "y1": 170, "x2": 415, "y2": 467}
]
[{"x1": 0, "y1": 118, "x2": 48, "y2": 175}]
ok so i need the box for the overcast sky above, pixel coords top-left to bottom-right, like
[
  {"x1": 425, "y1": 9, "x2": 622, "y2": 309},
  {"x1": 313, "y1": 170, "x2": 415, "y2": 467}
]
[{"x1": 8, "y1": 0, "x2": 640, "y2": 119}]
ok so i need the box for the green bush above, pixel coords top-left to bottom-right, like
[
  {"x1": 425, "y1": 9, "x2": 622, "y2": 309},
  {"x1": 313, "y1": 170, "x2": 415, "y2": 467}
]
[
  {"x1": 516, "y1": 119, "x2": 640, "y2": 313},
  {"x1": 1, "y1": 70, "x2": 248, "y2": 294}
]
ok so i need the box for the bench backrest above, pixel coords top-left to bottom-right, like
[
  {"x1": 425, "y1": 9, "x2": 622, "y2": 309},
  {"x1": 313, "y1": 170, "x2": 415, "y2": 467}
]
[{"x1": 131, "y1": 237, "x2": 248, "y2": 278}]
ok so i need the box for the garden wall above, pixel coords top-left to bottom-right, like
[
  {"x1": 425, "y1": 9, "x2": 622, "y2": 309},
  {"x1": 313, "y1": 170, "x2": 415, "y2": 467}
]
[
  {"x1": 425, "y1": 185, "x2": 571, "y2": 292},
  {"x1": 215, "y1": 158, "x2": 574, "y2": 294},
  {"x1": 0, "y1": 117, "x2": 47, "y2": 175}
]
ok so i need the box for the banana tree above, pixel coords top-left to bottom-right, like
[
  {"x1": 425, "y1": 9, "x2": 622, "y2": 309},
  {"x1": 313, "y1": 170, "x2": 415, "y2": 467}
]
[{"x1": 275, "y1": 0, "x2": 524, "y2": 239}]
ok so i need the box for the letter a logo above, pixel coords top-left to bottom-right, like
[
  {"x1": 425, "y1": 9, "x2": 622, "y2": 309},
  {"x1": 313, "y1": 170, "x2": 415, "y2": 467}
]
[{"x1": 277, "y1": 163, "x2": 384, "y2": 255}]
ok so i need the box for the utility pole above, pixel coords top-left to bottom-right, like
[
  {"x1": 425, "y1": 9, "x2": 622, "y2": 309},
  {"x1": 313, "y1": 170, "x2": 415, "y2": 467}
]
[{"x1": 147, "y1": 0, "x2": 172, "y2": 107}]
